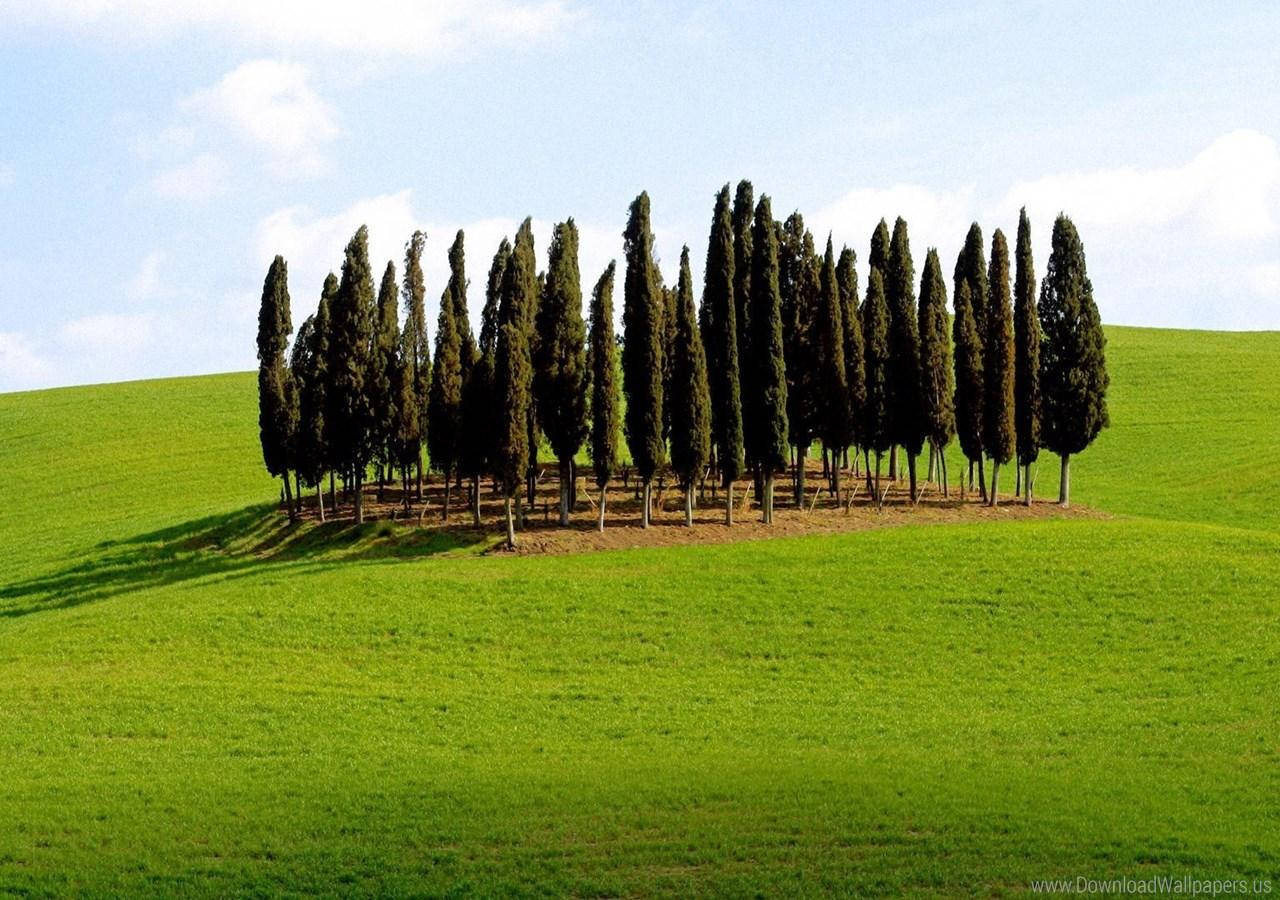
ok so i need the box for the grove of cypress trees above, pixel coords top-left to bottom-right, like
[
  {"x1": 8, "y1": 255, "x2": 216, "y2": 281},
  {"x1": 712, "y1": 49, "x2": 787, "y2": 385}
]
[
  {"x1": 401, "y1": 230, "x2": 430, "y2": 500},
  {"x1": 1039, "y1": 214, "x2": 1109, "y2": 507},
  {"x1": 816, "y1": 236, "x2": 850, "y2": 506},
  {"x1": 917, "y1": 247, "x2": 955, "y2": 496},
  {"x1": 731, "y1": 181, "x2": 756, "y2": 490},
  {"x1": 954, "y1": 224, "x2": 988, "y2": 499},
  {"x1": 862, "y1": 269, "x2": 891, "y2": 507},
  {"x1": 1013, "y1": 208, "x2": 1041, "y2": 505},
  {"x1": 984, "y1": 230, "x2": 1016, "y2": 506},
  {"x1": 428, "y1": 275, "x2": 463, "y2": 520},
  {"x1": 622, "y1": 192, "x2": 666, "y2": 527},
  {"x1": 256, "y1": 254, "x2": 298, "y2": 519},
  {"x1": 493, "y1": 225, "x2": 537, "y2": 547},
  {"x1": 837, "y1": 246, "x2": 867, "y2": 489},
  {"x1": 459, "y1": 239, "x2": 509, "y2": 525},
  {"x1": 588, "y1": 262, "x2": 620, "y2": 532},
  {"x1": 748, "y1": 195, "x2": 789, "y2": 524},
  {"x1": 371, "y1": 261, "x2": 401, "y2": 500},
  {"x1": 668, "y1": 246, "x2": 712, "y2": 526},
  {"x1": 704, "y1": 185, "x2": 745, "y2": 525},
  {"x1": 886, "y1": 217, "x2": 926, "y2": 500},
  {"x1": 329, "y1": 226, "x2": 377, "y2": 523},
  {"x1": 535, "y1": 219, "x2": 589, "y2": 526}
]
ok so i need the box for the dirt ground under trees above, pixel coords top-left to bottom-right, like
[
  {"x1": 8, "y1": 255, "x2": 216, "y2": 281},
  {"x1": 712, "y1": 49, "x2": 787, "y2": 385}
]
[{"x1": 288, "y1": 456, "x2": 1104, "y2": 557}]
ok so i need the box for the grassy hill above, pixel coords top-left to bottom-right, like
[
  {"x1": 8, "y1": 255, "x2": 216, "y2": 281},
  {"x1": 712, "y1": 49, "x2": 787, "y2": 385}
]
[{"x1": 0, "y1": 325, "x2": 1277, "y2": 895}]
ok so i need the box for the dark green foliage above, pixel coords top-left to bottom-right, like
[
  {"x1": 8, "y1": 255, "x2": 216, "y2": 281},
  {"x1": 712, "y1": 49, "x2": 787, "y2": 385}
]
[
  {"x1": 493, "y1": 226, "x2": 537, "y2": 496},
  {"x1": 1014, "y1": 208, "x2": 1041, "y2": 467},
  {"x1": 748, "y1": 195, "x2": 789, "y2": 474},
  {"x1": 329, "y1": 228, "x2": 377, "y2": 477},
  {"x1": 460, "y1": 240, "x2": 509, "y2": 482},
  {"x1": 535, "y1": 220, "x2": 589, "y2": 466},
  {"x1": 869, "y1": 218, "x2": 891, "y2": 284},
  {"x1": 445, "y1": 230, "x2": 477, "y2": 371},
  {"x1": 779, "y1": 214, "x2": 818, "y2": 452},
  {"x1": 401, "y1": 231, "x2": 430, "y2": 450},
  {"x1": 661, "y1": 279, "x2": 677, "y2": 443},
  {"x1": 836, "y1": 247, "x2": 866, "y2": 452},
  {"x1": 985, "y1": 230, "x2": 1016, "y2": 467},
  {"x1": 371, "y1": 261, "x2": 401, "y2": 470},
  {"x1": 1039, "y1": 214, "x2": 1109, "y2": 457},
  {"x1": 953, "y1": 279, "x2": 985, "y2": 465},
  {"x1": 886, "y1": 218, "x2": 925, "y2": 457},
  {"x1": 816, "y1": 237, "x2": 851, "y2": 452},
  {"x1": 390, "y1": 328, "x2": 421, "y2": 475},
  {"x1": 955, "y1": 223, "x2": 989, "y2": 335},
  {"x1": 428, "y1": 274, "x2": 463, "y2": 478},
  {"x1": 731, "y1": 181, "x2": 755, "y2": 466},
  {"x1": 917, "y1": 248, "x2": 955, "y2": 451},
  {"x1": 668, "y1": 246, "x2": 712, "y2": 490},
  {"x1": 588, "y1": 262, "x2": 621, "y2": 488},
  {"x1": 289, "y1": 303, "x2": 327, "y2": 488},
  {"x1": 861, "y1": 269, "x2": 891, "y2": 455},
  {"x1": 704, "y1": 185, "x2": 745, "y2": 485},
  {"x1": 622, "y1": 192, "x2": 666, "y2": 482},
  {"x1": 256, "y1": 255, "x2": 295, "y2": 480}
]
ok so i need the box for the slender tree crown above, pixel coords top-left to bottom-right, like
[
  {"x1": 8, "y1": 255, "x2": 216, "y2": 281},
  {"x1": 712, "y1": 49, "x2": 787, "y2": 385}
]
[
  {"x1": 836, "y1": 246, "x2": 866, "y2": 451},
  {"x1": 984, "y1": 230, "x2": 1016, "y2": 466},
  {"x1": 290, "y1": 305, "x2": 328, "y2": 487},
  {"x1": 869, "y1": 218, "x2": 891, "y2": 284},
  {"x1": 256, "y1": 255, "x2": 295, "y2": 478},
  {"x1": 371, "y1": 261, "x2": 401, "y2": 466},
  {"x1": 886, "y1": 217, "x2": 925, "y2": 455},
  {"x1": 748, "y1": 194, "x2": 790, "y2": 473},
  {"x1": 955, "y1": 222, "x2": 990, "y2": 334},
  {"x1": 953, "y1": 278, "x2": 985, "y2": 463},
  {"x1": 428, "y1": 274, "x2": 463, "y2": 475},
  {"x1": 402, "y1": 231, "x2": 430, "y2": 403},
  {"x1": 459, "y1": 239, "x2": 509, "y2": 481},
  {"x1": 731, "y1": 180, "x2": 756, "y2": 465},
  {"x1": 445, "y1": 229, "x2": 476, "y2": 370},
  {"x1": 588, "y1": 262, "x2": 621, "y2": 489},
  {"x1": 1038, "y1": 214, "x2": 1109, "y2": 456},
  {"x1": 917, "y1": 247, "x2": 955, "y2": 450},
  {"x1": 493, "y1": 225, "x2": 537, "y2": 493},
  {"x1": 861, "y1": 268, "x2": 892, "y2": 454},
  {"x1": 1014, "y1": 208, "x2": 1042, "y2": 466},
  {"x1": 704, "y1": 184, "x2": 745, "y2": 485},
  {"x1": 329, "y1": 226, "x2": 377, "y2": 470},
  {"x1": 779, "y1": 213, "x2": 818, "y2": 451},
  {"x1": 816, "y1": 236, "x2": 851, "y2": 451},
  {"x1": 621, "y1": 191, "x2": 666, "y2": 481},
  {"x1": 535, "y1": 219, "x2": 589, "y2": 463},
  {"x1": 668, "y1": 246, "x2": 712, "y2": 488}
]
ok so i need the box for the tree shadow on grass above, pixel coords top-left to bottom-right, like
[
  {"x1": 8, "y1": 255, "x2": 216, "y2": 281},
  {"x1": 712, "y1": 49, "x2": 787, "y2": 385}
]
[{"x1": 0, "y1": 503, "x2": 496, "y2": 619}]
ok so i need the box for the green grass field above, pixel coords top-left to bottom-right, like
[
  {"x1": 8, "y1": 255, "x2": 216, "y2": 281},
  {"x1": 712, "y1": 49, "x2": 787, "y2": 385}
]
[{"x1": 1, "y1": 325, "x2": 1277, "y2": 896}]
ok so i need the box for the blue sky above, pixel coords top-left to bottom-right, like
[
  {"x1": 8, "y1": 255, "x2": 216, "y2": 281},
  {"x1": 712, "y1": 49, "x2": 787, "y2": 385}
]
[{"x1": 1, "y1": 1, "x2": 1278, "y2": 392}]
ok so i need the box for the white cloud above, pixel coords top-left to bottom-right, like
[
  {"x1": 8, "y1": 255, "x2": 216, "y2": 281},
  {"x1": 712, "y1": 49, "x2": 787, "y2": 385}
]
[
  {"x1": 810, "y1": 183, "x2": 977, "y2": 262},
  {"x1": 125, "y1": 251, "x2": 165, "y2": 301},
  {"x1": 0, "y1": 332, "x2": 53, "y2": 392},
  {"x1": 131, "y1": 124, "x2": 196, "y2": 161},
  {"x1": 1247, "y1": 262, "x2": 1280, "y2": 298},
  {"x1": 6, "y1": 0, "x2": 579, "y2": 57},
  {"x1": 59, "y1": 314, "x2": 155, "y2": 356},
  {"x1": 150, "y1": 152, "x2": 229, "y2": 202}
]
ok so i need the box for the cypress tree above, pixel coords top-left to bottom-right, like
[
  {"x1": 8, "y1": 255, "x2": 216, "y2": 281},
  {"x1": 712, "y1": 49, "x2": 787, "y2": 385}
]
[
  {"x1": 984, "y1": 230, "x2": 1016, "y2": 506},
  {"x1": 319, "y1": 272, "x2": 340, "y2": 511},
  {"x1": 428, "y1": 275, "x2": 463, "y2": 519},
  {"x1": 459, "y1": 239, "x2": 509, "y2": 525},
  {"x1": 1039, "y1": 214, "x2": 1109, "y2": 507},
  {"x1": 954, "y1": 223, "x2": 989, "y2": 498},
  {"x1": 704, "y1": 184, "x2": 745, "y2": 525},
  {"x1": 622, "y1": 192, "x2": 666, "y2": 527},
  {"x1": 289, "y1": 311, "x2": 325, "y2": 520},
  {"x1": 731, "y1": 181, "x2": 756, "y2": 486},
  {"x1": 869, "y1": 218, "x2": 891, "y2": 284},
  {"x1": 390, "y1": 326, "x2": 421, "y2": 512},
  {"x1": 371, "y1": 261, "x2": 400, "y2": 500},
  {"x1": 494, "y1": 225, "x2": 537, "y2": 547},
  {"x1": 524, "y1": 226, "x2": 543, "y2": 509},
  {"x1": 329, "y1": 226, "x2": 377, "y2": 523},
  {"x1": 535, "y1": 219, "x2": 589, "y2": 526},
  {"x1": 668, "y1": 246, "x2": 712, "y2": 526},
  {"x1": 862, "y1": 269, "x2": 891, "y2": 507},
  {"x1": 256, "y1": 254, "x2": 298, "y2": 519},
  {"x1": 837, "y1": 247, "x2": 867, "y2": 490},
  {"x1": 588, "y1": 262, "x2": 620, "y2": 532},
  {"x1": 401, "y1": 230, "x2": 430, "y2": 500},
  {"x1": 661, "y1": 279, "x2": 677, "y2": 445},
  {"x1": 445, "y1": 229, "x2": 477, "y2": 372},
  {"x1": 886, "y1": 217, "x2": 926, "y2": 500},
  {"x1": 917, "y1": 247, "x2": 955, "y2": 496},
  {"x1": 748, "y1": 195, "x2": 789, "y2": 524},
  {"x1": 953, "y1": 279, "x2": 984, "y2": 501},
  {"x1": 1014, "y1": 208, "x2": 1042, "y2": 505},
  {"x1": 816, "y1": 236, "x2": 851, "y2": 505},
  {"x1": 779, "y1": 214, "x2": 818, "y2": 507}
]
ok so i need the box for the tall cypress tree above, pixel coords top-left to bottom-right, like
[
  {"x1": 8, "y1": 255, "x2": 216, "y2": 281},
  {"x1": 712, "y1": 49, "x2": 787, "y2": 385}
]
[
  {"x1": 953, "y1": 279, "x2": 984, "y2": 501},
  {"x1": 588, "y1": 262, "x2": 620, "y2": 532},
  {"x1": 704, "y1": 184, "x2": 745, "y2": 525},
  {"x1": 535, "y1": 219, "x2": 589, "y2": 526},
  {"x1": 428, "y1": 275, "x2": 463, "y2": 519},
  {"x1": 669, "y1": 246, "x2": 712, "y2": 526},
  {"x1": 390, "y1": 326, "x2": 421, "y2": 512},
  {"x1": 1039, "y1": 214, "x2": 1108, "y2": 507},
  {"x1": 371, "y1": 261, "x2": 401, "y2": 500},
  {"x1": 954, "y1": 223, "x2": 989, "y2": 498},
  {"x1": 445, "y1": 229, "x2": 476, "y2": 372},
  {"x1": 748, "y1": 195, "x2": 789, "y2": 524},
  {"x1": 984, "y1": 229, "x2": 1016, "y2": 506},
  {"x1": 329, "y1": 226, "x2": 377, "y2": 523},
  {"x1": 290, "y1": 313, "x2": 323, "y2": 520},
  {"x1": 837, "y1": 246, "x2": 867, "y2": 488},
  {"x1": 459, "y1": 239, "x2": 509, "y2": 525},
  {"x1": 319, "y1": 272, "x2": 340, "y2": 511},
  {"x1": 522, "y1": 222, "x2": 542, "y2": 508},
  {"x1": 886, "y1": 217, "x2": 926, "y2": 500},
  {"x1": 622, "y1": 192, "x2": 666, "y2": 527},
  {"x1": 731, "y1": 181, "x2": 756, "y2": 485},
  {"x1": 816, "y1": 236, "x2": 851, "y2": 505},
  {"x1": 494, "y1": 226, "x2": 537, "y2": 546},
  {"x1": 779, "y1": 213, "x2": 818, "y2": 506},
  {"x1": 401, "y1": 230, "x2": 430, "y2": 500},
  {"x1": 1014, "y1": 207, "x2": 1041, "y2": 505},
  {"x1": 660, "y1": 278, "x2": 677, "y2": 445},
  {"x1": 868, "y1": 218, "x2": 893, "y2": 477},
  {"x1": 257, "y1": 254, "x2": 298, "y2": 519},
  {"x1": 917, "y1": 247, "x2": 955, "y2": 496},
  {"x1": 862, "y1": 269, "x2": 891, "y2": 507}
]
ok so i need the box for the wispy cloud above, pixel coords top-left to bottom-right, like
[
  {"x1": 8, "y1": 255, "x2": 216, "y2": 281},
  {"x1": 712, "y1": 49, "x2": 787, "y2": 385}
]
[
  {"x1": 0, "y1": 332, "x2": 53, "y2": 391},
  {"x1": 126, "y1": 251, "x2": 165, "y2": 301},
  {"x1": 150, "y1": 152, "x2": 229, "y2": 202},
  {"x1": 59, "y1": 313, "x2": 156, "y2": 356}
]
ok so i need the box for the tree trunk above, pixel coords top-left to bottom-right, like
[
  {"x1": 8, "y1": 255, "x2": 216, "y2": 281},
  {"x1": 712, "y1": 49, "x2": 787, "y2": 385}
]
[
  {"x1": 888, "y1": 445, "x2": 897, "y2": 480},
  {"x1": 685, "y1": 484, "x2": 694, "y2": 526},
  {"x1": 569, "y1": 459, "x2": 578, "y2": 509},
  {"x1": 725, "y1": 481, "x2": 734, "y2": 526},
  {"x1": 353, "y1": 470, "x2": 364, "y2": 524},
  {"x1": 874, "y1": 453, "x2": 883, "y2": 509},
  {"x1": 416, "y1": 456, "x2": 423, "y2": 503},
  {"x1": 559, "y1": 459, "x2": 571, "y2": 526},
  {"x1": 316, "y1": 482, "x2": 326, "y2": 523},
  {"x1": 940, "y1": 448, "x2": 949, "y2": 499},
  {"x1": 763, "y1": 471, "x2": 774, "y2": 524},
  {"x1": 504, "y1": 495, "x2": 516, "y2": 549},
  {"x1": 641, "y1": 479, "x2": 651, "y2": 528},
  {"x1": 968, "y1": 459, "x2": 974, "y2": 491},
  {"x1": 907, "y1": 452, "x2": 918, "y2": 502},
  {"x1": 864, "y1": 448, "x2": 873, "y2": 496},
  {"x1": 832, "y1": 461, "x2": 841, "y2": 510},
  {"x1": 442, "y1": 472, "x2": 451, "y2": 521},
  {"x1": 514, "y1": 490, "x2": 524, "y2": 530},
  {"x1": 1023, "y1": 463, "x2": 1033, "y2": 507},
  {"x1": 795, "y1": 444, "x2": 807, "y2": 509},
  {"x1": 989, "y1": 461, "x2": 1000, "y2": 507},
  {"x1": 1015, "y1": 463, "x2": 1022, "y2": 497},
  {"x1": 598, "y1": 484, "x2": 607, "y2": 532},
  {"x1": 1059, "y1": 454, "x2": 1070, "y2": 507},
  {"x1": 282, "y1": 473, "x2": 296, "y2": 522},
  {"x1": 976, "y1": 458, "x2": 987, "y2": 504},
  {"x1": 472, "y1": 475, "x2": 482, "y2": 525}
]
